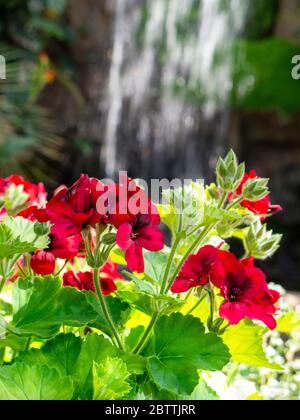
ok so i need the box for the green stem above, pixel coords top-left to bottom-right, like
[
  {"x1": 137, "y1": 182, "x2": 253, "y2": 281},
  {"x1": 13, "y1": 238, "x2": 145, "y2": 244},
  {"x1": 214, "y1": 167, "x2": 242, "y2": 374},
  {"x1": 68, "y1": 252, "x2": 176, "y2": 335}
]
[
  {"x1": 133, "y1": 236, "x2": 182, "y2": 355},
  {"x1": 206, "y1": 286, "x2": 215, "y2": 330},
  {"x1": 93, "y1": 268, "x2": 124, "y2": 351},
  {"x1": 165, "y1": 223, "x2": 216, "y2": 293},
  {"x1": 133, "y1": 311, "x2": 160, "y2": 355},
  {"x1": 0, "y1": 276, "x2": 6, "y2": 294},
  {"x1": 186, "y1": 291, "x2": 206, "y2": 315},
  {"x1": 227, "y1": 196, "x2": 243, "y2": 210},
  {"x1": 218, "y1": 191, "x2": 228, "y2": 209},
  {"x1": 55, "y1": 260, "x2": 69, "y2": 276},
  {"x1": 0, "y1": 260, "x2": 7, "y2": 294},
  {"x1": 160, "y1": 235, "x2": 181, "y2": 294}
]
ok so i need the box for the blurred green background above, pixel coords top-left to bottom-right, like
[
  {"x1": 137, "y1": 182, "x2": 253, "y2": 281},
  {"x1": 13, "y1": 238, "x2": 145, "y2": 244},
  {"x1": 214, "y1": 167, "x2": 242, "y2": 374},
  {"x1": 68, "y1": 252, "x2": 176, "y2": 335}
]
[{"x1": 1, "y1": 0, "x2": 300, "y2": 290}]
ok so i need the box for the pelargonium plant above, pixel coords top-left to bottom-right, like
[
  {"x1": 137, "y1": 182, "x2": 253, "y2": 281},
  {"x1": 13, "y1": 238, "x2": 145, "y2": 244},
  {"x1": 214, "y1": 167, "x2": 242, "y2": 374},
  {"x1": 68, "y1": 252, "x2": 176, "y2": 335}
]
[{"x1": 0, "y1": 150, "x2": 295, "y2": 401}]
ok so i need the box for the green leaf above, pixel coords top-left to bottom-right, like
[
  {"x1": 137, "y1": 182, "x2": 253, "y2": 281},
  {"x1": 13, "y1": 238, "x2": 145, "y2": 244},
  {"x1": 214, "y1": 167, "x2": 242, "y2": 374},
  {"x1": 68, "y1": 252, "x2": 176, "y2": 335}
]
[
  {"x1": 93, "y1": 357, "x2": 131, "y2": 400},
  {"x1": 73, "y1": 334, "x2": 146, "y2": 400},
  {"x1": 144, "y1": 313, "x2": 230, "y2": 395},
  {"x1": 143, "y1": 250, "x2": 173, "y2": 286},
  {"x1": 246, "y1": 393, "x2": 264, "y2": 401},
  {"x1": 0, "y1": 216, "x2": 50, "y2": 259},
  {"x1": 276, "y1": 312, "x2": 300, "y2": 334},
  {"x1": 189, "y1": 378, "x2": 220, "y2": 400},
  {"x1": 9, "y1": 277, "x2": 98, "y2": 338},
  {"x1": 116, "y1": 288, "x2": 183, "y2": 317},
  {"x1": 85, "y1": 293, "x2": 131, "y2": 335},
  {"x1": 223, "y1": 320, "x2": 283, "y2": 370},
  {"x1": 0, "y1": 363, "x2": 74, "y2": 400},
  {"x1": 157, "y1": 203, "x2": 180, "y2": 236},
  {"x1": 0, "y1": 299, "x2": 12, "y2": 316}
]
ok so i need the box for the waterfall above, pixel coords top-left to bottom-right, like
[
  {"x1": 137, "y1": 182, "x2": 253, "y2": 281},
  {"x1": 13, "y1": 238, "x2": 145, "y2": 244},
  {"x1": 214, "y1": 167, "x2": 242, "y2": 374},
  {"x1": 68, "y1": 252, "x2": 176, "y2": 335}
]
[{"x1": 102, "y1": 0, "x2": 251, "y2": 180}]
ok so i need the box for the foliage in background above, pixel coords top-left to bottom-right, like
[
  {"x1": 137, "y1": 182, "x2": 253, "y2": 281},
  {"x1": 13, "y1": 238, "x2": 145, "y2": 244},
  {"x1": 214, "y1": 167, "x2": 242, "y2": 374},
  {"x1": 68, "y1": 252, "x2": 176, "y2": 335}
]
[{"x1": 0, "y1": 0, "x2": 75, "y2": 183}]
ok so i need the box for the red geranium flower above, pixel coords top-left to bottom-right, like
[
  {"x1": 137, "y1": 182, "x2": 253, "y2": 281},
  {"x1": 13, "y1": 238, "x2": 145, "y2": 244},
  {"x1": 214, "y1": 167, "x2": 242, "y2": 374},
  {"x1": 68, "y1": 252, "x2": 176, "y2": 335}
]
[
  {"x1": 39, "y1": 175, "x2": 105, "y2": 238},
  {"x1": 116, "y1": 213, "x2": 164, "y2": 273},
  {"x1": 102, "y1": 176, "x2": 160, "y2": 228},
  {"x1": 0, "y1": 175, "x2": 47, "y2": 207},
  {"x1": 171, "y1": 245, "x2": 219, "y2": 293},
  {"x1": 30, "y1": 234, "x2": 81, "y2": 275},
  {"x1": 229, "y1": 170, "x2": 282, "y2": 218},
  {"x1": 63, "y1": 260, "x2": 123, "y2": 296},
  {"x1": 211, "y1": 251, "x2": 280, "y2": 329},
  {"x1": 30, "y1": 250, "x2": 56, "y2": 275}
]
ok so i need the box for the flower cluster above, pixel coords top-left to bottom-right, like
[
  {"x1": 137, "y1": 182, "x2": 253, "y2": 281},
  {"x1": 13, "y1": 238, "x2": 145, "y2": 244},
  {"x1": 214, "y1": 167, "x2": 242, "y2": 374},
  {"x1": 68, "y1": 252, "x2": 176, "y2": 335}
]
[
  {"x1": 19, "y1": 173, "x2": 164, "y2": 293},
  {"x1": 63, "y1": 260, "x2": 124, "y2": 295},
  {"x1": 0, "y1": 175, "x2": 47, "y2": 207},
  {"x1": 171, "y1": 245, "x2": 280, "y2": 329}
]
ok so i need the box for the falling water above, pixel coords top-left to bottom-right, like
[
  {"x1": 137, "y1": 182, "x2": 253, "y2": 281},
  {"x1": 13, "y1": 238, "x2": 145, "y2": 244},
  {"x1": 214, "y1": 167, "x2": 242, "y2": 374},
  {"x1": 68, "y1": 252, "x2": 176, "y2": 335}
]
[{"x1": 102, "y1": 0, "x2": 251, "y2": 180}]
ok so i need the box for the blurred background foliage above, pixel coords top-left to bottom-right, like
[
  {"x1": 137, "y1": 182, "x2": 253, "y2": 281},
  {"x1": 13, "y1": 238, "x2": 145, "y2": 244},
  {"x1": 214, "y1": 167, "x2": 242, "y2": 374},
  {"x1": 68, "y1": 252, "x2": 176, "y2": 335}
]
[{"x1": 1, "y1": 0, "x2": 300, "y2": 289}]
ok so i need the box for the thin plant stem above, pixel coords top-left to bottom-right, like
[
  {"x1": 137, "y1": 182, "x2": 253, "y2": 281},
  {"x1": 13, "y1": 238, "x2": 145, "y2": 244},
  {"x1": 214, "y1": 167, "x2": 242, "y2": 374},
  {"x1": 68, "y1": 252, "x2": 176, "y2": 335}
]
[
  {"x1": 55, "y1": 260, "x2": 69, "y2": 276},
  {"x1": 133, "y1": 311, "x2": 160, "y2": 355},
  {"x1": 165, "y1": 223, "x2": 216, "y2": 293},
  {"x1": 206, "y1": 286, "x2": 215, "y2": 330},
  {"x1": 160, "y1": 235, "x2": 181, "y2": 294},
  {"x1": 186, "y1": 290, "x2": 207, "y2": 315},
  {"x1": 93, "y1": 268, "x2": 124, "y2": 351}
]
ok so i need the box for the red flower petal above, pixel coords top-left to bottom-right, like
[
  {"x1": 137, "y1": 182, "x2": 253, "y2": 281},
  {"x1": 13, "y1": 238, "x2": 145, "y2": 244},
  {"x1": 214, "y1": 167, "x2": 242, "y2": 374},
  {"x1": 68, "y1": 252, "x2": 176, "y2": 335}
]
[
  {"x1": 30, "y1": 251, "x2": 56, "y2": 275},
  {"x1": 137, "y1": 225, "x2": 164, "y2": 251},
  {"x1": 116, "y1": 223, "x2": 134, "y2": 251},
  {"x1": 219, "y1": 302, "x2": 246, "y2": 325},
  {"x1": 125, "y1": 242, "x2": 144, "y2": 273}
]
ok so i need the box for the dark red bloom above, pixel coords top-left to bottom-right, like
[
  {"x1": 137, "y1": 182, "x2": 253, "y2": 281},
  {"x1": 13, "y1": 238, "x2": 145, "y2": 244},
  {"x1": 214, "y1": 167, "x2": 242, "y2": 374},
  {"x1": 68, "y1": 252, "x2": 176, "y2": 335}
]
[
  {"x1": 30, "y1": 250, "x2": 56, "y2": 275},
  {"x1": 101, "y1": 176, "x2": 160, "y2": 229},
  {"x1": 116, "y1": 213, "x2": 164, "y2": 273},
  {"x1": 0, "y1": 175, "x2": 47, "y2": 206},
  {"x1": 39, "y1": 175, "x2": 105, "y2": 238},
  {"x1": 171, "y1": 245, "x2": 219, "y2": 293},
  {"x1": 30, "y1": 234, "x2": 81, "y2": 275},
  {"x1": 210, "y1": 251, "x2": 280, "y2": 329},
  {"x1": 63, "y1": 271, "x2": 95, "y2": 292},
  {"x1": 229, "y1": 170, "x2": 282, "y2": 218},
  {"x1": 63, "y1": 260, "x2": 123, "y2": 296}
]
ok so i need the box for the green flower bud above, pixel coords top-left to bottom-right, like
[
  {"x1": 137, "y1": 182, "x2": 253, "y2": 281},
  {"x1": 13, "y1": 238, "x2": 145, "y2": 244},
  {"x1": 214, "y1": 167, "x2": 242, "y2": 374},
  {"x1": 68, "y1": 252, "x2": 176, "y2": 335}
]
[
  {"x1": 216, "y1": 150, "x2": 245, "y2": 193},
  {"x1": 244, "y1": 221, "x2": 282, "y2": 259},
  {"x1": 242, "y1": 178, "x2": 269, "y2": 201},
  {"x1": 102, "y1": 233, "x2": 117, "y2": 245}
]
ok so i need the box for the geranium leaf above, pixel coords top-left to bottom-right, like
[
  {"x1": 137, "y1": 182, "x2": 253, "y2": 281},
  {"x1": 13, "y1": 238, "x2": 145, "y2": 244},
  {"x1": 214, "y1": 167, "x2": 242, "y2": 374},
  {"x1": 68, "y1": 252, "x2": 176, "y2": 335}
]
[
  {"x1": 0, "y1": 216, "x2": 50, "y2": 259},
  {"x1": 72, "y1": 334, "x2": 146, "y2": 400},
  {"x1": 189, "y1": 378, "x2": 220, "y2": 400},
  {"x1": 144, "y1": 313, "x2": 230, "y2": 395},
  {"x1": 0, "y1": 363, "x2": 74, "y2": 400},
  {"x1": 92, "y1": 357, "x2": 131, "y2": 400},
  {"x1": 223, "y1": 320, "x2": 283, "y2": 370},
  {"x1": 85, "y1": 293, "x2": 131, "y2": 334},
  {"x1": 276, "y1": 312, "x2": 300, "y2": 334},
  {"x1": 17, "y1": 334, "x2": 82, "y2": 387},
  {"x1": 9, "y1": 277, "x2": 98, "y2": 338}
]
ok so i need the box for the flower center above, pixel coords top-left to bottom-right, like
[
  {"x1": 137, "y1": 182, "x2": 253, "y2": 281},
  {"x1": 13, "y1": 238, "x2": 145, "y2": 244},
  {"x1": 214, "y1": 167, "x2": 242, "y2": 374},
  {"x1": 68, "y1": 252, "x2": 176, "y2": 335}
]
[
  {"x1": 131, "y1": 232, "x2": 139, "y2": 240},
  {"x1": 228, "y1": 287, "x2": 241, "y2": 303}
]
